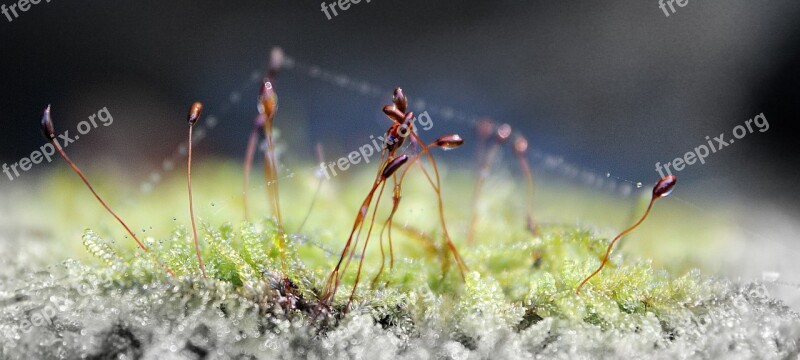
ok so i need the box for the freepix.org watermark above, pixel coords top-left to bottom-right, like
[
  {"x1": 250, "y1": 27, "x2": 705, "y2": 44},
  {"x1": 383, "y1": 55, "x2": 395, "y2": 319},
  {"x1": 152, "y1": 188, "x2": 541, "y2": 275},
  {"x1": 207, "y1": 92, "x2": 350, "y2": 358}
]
[
  {"x1": 319, "y1": 110, "x2": 433, "y2": 179},
  {"x1": 658, "y1": 0, "x2": 689, "y2": 17},
  {"x1": 655, "y1": 112, "x2": 769, "y2": 177},
  {"x1": 2, "y1": 107, "x2": 114, "y2": 182},
  {"x1": 0, "y1": 301, "x2": 58, "y2": 340},
  {"x1": 0, "y1": 269, "x2": 123, "y2": 341},
  {"x1": 1, "y1": 0, "x2": 53, "y2": 22},
  {"x1": 320, "y1": 0, "x2": 371, "y2": 20}
]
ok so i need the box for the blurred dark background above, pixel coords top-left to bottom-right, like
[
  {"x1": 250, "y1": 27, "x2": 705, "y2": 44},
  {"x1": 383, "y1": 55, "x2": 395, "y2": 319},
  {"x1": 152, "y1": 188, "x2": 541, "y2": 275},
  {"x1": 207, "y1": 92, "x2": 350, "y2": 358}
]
[{"x1": 1, "y1": 1, "x2": 798, "y2": 212}]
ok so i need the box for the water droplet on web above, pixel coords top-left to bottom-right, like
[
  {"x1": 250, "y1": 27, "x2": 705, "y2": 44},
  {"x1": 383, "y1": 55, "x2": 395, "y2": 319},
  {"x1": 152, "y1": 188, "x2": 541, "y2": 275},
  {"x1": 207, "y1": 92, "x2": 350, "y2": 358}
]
[
  {"x1": 606, "y1": 172, "x2": 611, "y2": 178},
  {"x1": 206, "y1": 115, "x2": 218, "y2": 129},
  {"x1": 229, "y1": 92, "x2": 241, "y2": 104},
  {"x1": 162, "y1": 159, "x2": 174, "y2": 171},
  {"x1": 636, "y1": 182, "x2": 643, "y2": 188}
]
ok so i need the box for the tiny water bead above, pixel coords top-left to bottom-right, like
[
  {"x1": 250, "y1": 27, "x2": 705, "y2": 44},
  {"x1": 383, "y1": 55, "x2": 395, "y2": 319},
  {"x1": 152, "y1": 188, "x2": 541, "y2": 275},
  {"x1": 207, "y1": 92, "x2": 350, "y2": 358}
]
[
  {"x1": 496, "y1": 123, "x2": 512, "y2": 142},
  {"x1": 206, "y1": 115, "x2": 219, "y2": 128}
]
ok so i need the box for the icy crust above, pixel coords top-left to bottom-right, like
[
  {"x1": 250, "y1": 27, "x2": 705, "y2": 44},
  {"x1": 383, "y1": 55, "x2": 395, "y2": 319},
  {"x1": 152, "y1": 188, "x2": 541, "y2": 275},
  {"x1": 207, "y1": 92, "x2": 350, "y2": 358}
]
[
  {"x1": 1, "y1": 260, "x2": 798, "y2": 359},
  {"x1": 1, "y1": 221, "x2": 799, "y2": 359}
]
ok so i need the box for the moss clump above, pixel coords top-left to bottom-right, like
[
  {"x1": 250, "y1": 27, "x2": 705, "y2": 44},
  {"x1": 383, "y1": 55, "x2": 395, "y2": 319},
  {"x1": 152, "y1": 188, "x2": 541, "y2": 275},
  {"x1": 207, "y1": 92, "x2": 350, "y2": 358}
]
[{"x1": 1, "y1": 164, "x2": 798, "y2": 358}]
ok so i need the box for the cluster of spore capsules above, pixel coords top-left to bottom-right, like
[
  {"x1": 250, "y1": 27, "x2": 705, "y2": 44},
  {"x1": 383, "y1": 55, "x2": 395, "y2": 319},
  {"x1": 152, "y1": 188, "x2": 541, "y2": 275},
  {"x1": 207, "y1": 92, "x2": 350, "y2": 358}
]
[{"x1": 37, "y1": 47, "x2": 677, "y2": 312}]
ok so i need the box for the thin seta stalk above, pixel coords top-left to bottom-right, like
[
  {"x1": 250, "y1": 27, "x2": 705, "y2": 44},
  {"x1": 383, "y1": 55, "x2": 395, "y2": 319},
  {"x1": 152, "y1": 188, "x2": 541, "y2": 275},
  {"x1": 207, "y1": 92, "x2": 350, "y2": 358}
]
[
  {"x1": 242, "y1": 114, "x2": 264, "y2": 221},
  {"x1": 259, "y1": 80, "x2": 287, "y2": 255},
  {"x1": 320, "y1": 155, "x2": 409, "y2": 307},
  {"x1": 40, "y1": 105, "x2": 175, "y2": 277},
  {"x1": 376, "y1": 89, "x2": 469, "y2": 286},
  {"x1": 321, "y1": 88, "x2": 468, "y2": 309},
  {"x1": 186, "y1": 102, "x2": 207, "y2": 279},
  {"x1": 405, "y1": 130, "x2": 469, "y2": 278},
  {"x1": 467, "y1": 122, "x2": 512, "y2": 244},
  {"x1": 512, "y1": 134, "x2": 539, "y2": 236},
  {"x1": 243, "y1": 47, "x2": 284, "y2": 221},
  {"x1": 575, "y1": 176, "x2": 677, "y2": 294}
]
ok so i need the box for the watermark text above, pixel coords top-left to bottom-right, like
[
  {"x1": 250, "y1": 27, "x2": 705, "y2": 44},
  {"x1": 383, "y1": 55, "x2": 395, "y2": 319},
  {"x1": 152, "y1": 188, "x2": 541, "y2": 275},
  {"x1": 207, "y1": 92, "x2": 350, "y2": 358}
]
[
  {"x1": 2, "y1": 107, "x2": 113, "y2": 182},
  {"x1": 655, "y1": 112, "x2": 769, "y2": 177}
]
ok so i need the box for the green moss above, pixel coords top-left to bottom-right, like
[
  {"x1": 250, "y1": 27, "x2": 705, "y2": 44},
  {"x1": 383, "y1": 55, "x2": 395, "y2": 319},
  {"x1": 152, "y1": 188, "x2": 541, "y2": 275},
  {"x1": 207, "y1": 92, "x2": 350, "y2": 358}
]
[
  {"x1": 5, "y1": 161, "x2": 790, "y2": 358},
  {"x1": 67, "y1": 164, "x2": 724, "y2": 333}
]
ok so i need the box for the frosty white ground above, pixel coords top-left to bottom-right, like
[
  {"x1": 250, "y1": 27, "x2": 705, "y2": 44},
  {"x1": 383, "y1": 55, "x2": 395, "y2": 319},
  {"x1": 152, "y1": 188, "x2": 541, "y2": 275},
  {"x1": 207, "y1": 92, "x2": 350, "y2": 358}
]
[{"x1": 0, "y1": 233, "x2": 799, "y2": 359}]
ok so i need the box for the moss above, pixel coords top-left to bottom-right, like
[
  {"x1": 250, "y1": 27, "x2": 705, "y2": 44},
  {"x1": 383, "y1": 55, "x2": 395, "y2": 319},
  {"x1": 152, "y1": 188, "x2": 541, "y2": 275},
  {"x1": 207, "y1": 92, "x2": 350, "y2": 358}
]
[{"x1": 1, "y1": 162, "x2": 797, "y2": 358}]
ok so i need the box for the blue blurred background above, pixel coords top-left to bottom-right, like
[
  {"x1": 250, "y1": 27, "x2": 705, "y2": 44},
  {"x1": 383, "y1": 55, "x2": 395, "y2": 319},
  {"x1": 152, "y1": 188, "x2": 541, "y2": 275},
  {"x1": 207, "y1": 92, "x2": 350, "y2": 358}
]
[{"x1": 1, "y1": 0, "x2": 799, "y2": 212}]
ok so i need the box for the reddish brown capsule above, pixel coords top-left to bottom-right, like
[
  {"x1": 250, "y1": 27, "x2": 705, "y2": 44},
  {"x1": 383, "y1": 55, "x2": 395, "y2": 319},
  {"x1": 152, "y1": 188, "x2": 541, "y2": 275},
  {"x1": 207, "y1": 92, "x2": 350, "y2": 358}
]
[
  {"x1": 259, "y1": 81, "x2": 278, "y2": 119},
  {"x1": 188, "y1": 102, "x2": 203, "y2": 126},
  {"x1": 513, "y1": 135, "x2": 528, "y2": 156},
  {"x1": 383, "y1": 105, "x2": 405, "y2": 124},
  {"x1": 40, "y1": 105, "x2": 55, "y2": 140},
  {"x1": 653, "y1": 175, "x2": 677, "y2": 199},
  {"x1": 393, "y1": 88, "x2": 407, "y2": 113},
  {"x1": 434, "y1": 134, "x2": 464, "y2": 150},
  {"x1": 496, "y1": 123, "x2": 512, "y2": 143},
  {"x1": 381, "y1": 155, "x2": 409, "y2": 179},
  {"x1": 383, "y1": 124, "x2": 405, "y2": 152}
]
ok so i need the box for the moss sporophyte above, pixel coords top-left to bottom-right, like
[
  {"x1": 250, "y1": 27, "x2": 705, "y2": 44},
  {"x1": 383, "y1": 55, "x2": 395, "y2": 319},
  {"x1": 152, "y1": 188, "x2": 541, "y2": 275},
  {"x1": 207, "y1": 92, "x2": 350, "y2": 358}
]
[
  {"x1": 40, "y1": 47, "x2": 682, "y2": 319},
  {"x1": 65, "y1": 50, "x2": 800, "y2": 360},
  {"x1": 11, "y1": 46, "x2": 800, "y2": 360}
]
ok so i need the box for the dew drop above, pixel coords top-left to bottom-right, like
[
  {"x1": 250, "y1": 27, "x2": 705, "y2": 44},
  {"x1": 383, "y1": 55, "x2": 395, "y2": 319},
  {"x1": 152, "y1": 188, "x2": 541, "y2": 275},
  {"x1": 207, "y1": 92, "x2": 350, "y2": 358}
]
[
  {"x1": 606, "y1": 172, "x2": 611, "y2": 178},
  {"x1": 636, "y1": 182, "x2": 643, "y2": 188},
  {"x1": 206, "y1": 115, "x2": 218, "y2": 129},
  {"x1": 162, "y1": 160, "x2": 175, "y2": 171}
]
